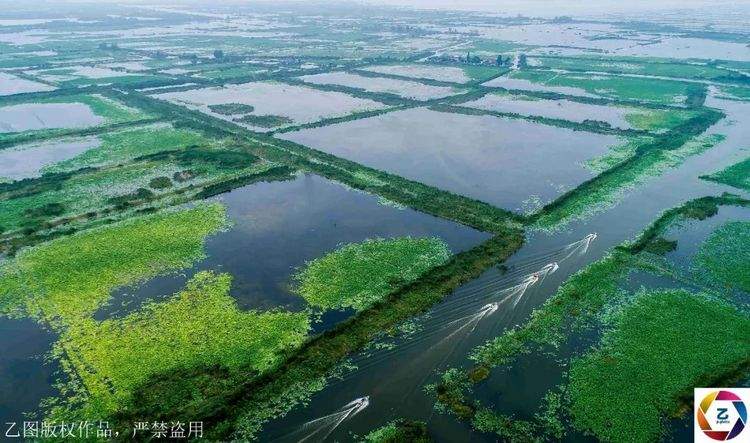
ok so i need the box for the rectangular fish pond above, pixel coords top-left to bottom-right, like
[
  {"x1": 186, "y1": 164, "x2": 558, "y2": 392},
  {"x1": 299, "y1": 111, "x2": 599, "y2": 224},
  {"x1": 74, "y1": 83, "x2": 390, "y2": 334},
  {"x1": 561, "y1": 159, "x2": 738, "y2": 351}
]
[{"x1": 280, "y1": 107, "x2": 624, "y2": 213}]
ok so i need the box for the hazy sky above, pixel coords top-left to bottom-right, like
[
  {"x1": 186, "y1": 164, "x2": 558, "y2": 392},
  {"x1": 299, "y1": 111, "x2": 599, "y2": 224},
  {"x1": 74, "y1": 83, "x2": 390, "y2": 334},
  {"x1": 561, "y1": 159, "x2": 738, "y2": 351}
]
[
  {"x1": 10, "y1": 0, "x2": 750, "y2": 20},
  {"x1": 361, "y1": 0, "x2": 748, "y2": 16}
]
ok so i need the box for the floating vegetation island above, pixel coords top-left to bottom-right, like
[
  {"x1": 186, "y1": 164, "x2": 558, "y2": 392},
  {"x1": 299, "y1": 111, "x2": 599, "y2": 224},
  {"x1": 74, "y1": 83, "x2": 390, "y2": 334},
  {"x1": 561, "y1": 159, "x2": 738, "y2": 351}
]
[{"x1": 295, "y1": 237, "x2": 451, "y2": 311}]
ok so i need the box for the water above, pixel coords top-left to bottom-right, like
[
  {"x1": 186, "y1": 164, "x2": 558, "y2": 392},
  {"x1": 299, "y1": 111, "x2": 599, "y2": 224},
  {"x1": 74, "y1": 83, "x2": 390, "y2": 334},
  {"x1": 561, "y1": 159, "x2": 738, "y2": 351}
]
[
  {"x1": 154, "y1": 81, "x2": 387, "y2": 131},
  {"x1": 280, "y1": 107, "x2": 621, "y2": 212},
  {"x1": 0, "y1": 137, "x2": 100, "y2": 181},
  {"x1": 0, "y1": 73, "x2": 55, "y2": 96},
  {"x1": 0, "y1": 102, "x2": 104, "y2": 134},
  {"x1": 362, "y1": 64, "x2": 472, "y2": 84},
  {"x1": 258, "y1": 91, "x2": 749, "y2": 442},
  {"x1": 482, "y1": 75, "x2": 599, "y2": 98},
  {"x1": 275, "y1": 397, "x2": 370, "y2": 443},
  {"x1": 462, "y1": 92, "x2": 636, "y2": 129},
  {"x1": 0, "y1": 172, "x2": 489, "y2": 424},
  {"x1": 97, "y1": 173, "x2": 490, "y2": 324},
  {"x1": 0, "y1": 317, "x2": 58, "y2": 425},
  {"x1": 300, "y1": 72, "x2": 463, "y2": 101},
  {"x1": 459, "y1": 23, "x2": 750, "y2": 61}
]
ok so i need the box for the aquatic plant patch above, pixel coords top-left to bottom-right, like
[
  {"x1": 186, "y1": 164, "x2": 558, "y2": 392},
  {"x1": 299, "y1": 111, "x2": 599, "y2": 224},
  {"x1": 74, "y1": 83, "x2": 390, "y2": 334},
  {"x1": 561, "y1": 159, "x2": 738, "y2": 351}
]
[
  {"x1": 568, "y1": 289, "x2": 750, "y2": 442},
  {"x1": 208, "y1": 103, "x2": 256, "y2": 115},
  {"x1": 0, "y1": 161, "x2": 185, "y2": 234},
  {"x1": 693, "y1": 221, "x2": 750, "y2": 293},
  {"x1": 0, "y1": 203, "x2": 229, "y2": 325},
  {"x1": 295, "y1": 237, "x2": 451, "y2": 311},
  {"x1": 624, "y1": 108, "x2": 701, "y2": 132},
  {"x1": 701, "y1": 155, "x2": 750, "y2": 192},
  {"x1": 53, "y1": 271, "x2": 309, "y2": 418},
  {"x1": 361, "y1": 419, "x2": 431, "y2": 442}
]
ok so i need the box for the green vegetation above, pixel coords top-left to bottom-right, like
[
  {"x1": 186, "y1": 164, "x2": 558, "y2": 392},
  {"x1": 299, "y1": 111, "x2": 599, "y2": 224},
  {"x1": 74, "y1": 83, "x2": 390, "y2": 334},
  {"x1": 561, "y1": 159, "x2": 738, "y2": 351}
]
[
  {"x1": 208, "y1": 103, "x2": 256, "y2": 115},
  {"x1": 430, "y1": 195, "x2": 750, "y2": 441},
  {"x1": 693, "y1": 221, "x2": 750, "y2": 292},
  {"x1": 569, "y1": 289, "x2": 750, "y2": 442},
  {"x1": 0, "y1": 93, "x2": 152, "y2": 146},
  {"x1": 533, "y1": 130, "x2": 725, "y2": 229},
  {"x1": 505, "y1": 70, "x2": 698, "y2": 105},
  {"x1": 624, "y1": 108, "x2": 699, "y2": 132},
  {"x1": 641, "y1": 237, "x2": 677, "y2": 255},
  {"x1": 234, "y1": 113, "x2": 294, "y2": 128},
  {"x1": 469, "y1": 195, "x2": 748, "y2": 373},
  {"x1": 531, "y1": 55, "x2": 749, "y2": 84},
  {"x1": 431, "y1": 369, "x2": 566, "y2": 442},
  {"x1": 0, "y1": 143, "x2": 278, "y2": 244},
  {"x1": 295, "y1": 237, "x2": 451, "y2": 311},
  {"x1": 362, "y1": 419, "x2": 431, "y2": 443},
  {"x1": 114, "y1": 233, "x2": 524, "y2": 440},
  {"x1": 0, "y1": 203, "x2": 229, "y2": 325},
  {"x1": 53, "y1": 271, "x2": 310, "y2": 419},
  {"x1": 471, "y1": 250, "x2": 630, "y2": 367},
  {"x1": 43, "y1": 125, "x2": 214, "y2": 173},
  {"x1": 718, "y1": 85, "x2": 750, "y2": 100},
  {"x1": 628, "y1": 193, "x2": 749, "y2": 254},
  {"x1": 583, "y1": 136, "x2": 644, "y2": 174},
  {"x1": 701, "y1": 155, "x2": 750, "y2": 191},
  {"x1": 132, "y1": 89, "x2": 522, "y2": 234},
  {"x1": 149, "y1": 176, "x2": 173, "y2": 189}
]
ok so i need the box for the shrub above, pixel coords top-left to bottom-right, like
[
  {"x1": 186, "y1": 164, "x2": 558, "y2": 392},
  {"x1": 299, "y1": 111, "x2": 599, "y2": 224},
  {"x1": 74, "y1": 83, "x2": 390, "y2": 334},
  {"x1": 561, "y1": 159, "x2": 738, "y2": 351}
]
[{"x1": 149, "y1": 176, "x2": 173, "y2": 190}]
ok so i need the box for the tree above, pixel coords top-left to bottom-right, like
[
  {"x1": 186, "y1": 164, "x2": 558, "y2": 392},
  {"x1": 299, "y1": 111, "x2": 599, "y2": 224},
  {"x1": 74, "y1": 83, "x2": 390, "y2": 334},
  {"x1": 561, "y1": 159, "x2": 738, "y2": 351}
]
[{"x1": 518, "y1": 53, "x2": 527, "y2": 69}]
